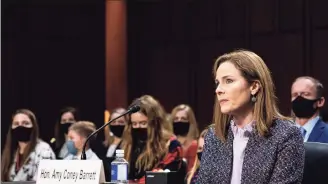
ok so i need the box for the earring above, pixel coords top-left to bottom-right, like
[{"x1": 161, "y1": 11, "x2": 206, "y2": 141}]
[{"x1": 251, "y1": 95, "x2": 257, "y2": 103}]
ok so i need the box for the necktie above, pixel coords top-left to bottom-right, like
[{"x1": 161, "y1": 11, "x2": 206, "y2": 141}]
[{"x1": 300, "y1": 127, "x2": 307, "y2": 138}]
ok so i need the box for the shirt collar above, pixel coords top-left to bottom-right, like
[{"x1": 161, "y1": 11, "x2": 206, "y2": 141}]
[
  {"x1": 230, "y1": 119, "x2": 255, "y2": 138},
  {"x1": 297, "y1": 116, "x2": 320, "y2": 134},
  {"x1": 73, "y1": 149, "x2": 94, "y2": 160}
]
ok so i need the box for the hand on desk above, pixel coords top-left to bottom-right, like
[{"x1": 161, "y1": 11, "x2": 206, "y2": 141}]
[{"x1": 152, "y1": 169, "x2": 170, "y2": 172}]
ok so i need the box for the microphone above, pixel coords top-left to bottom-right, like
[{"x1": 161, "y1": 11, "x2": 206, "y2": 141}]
[{"x1": 81, "y1": 105, "x2": 140, "y2": 160}]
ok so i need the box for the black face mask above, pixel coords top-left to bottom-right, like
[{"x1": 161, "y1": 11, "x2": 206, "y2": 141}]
[
  {"x1": 60, "y1": 123, "x2": 73, "y2": 134},
  {"x1": 12, "y1": 126, "x2": 33, "y2": 142},
  {"x1": 173, "y1": 122, "x2": 190, "y2": 136},
  {"x1": 197, "y1": 152, "x2": 202, "y2": 161},
  {"x1": 132, "y1": 128, "x2": 148, "y2": 142},
  {"x1": 292, "y1": 96, "x2": 320, "y2": 118},
  {"x1": 110, "y1": 125, "x2": 125, "y2": 137}
]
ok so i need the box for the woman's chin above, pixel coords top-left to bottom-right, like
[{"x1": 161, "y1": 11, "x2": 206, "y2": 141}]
[{"x1": 220, "y1": 107, "x2": 230, "y2": 114}]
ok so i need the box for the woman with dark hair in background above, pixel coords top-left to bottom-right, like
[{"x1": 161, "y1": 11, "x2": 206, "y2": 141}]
[
  {"x1": 171, "y1": 104, "x2": 199, "y2": 172},
  {"x1": 1, "y1": 109, "x2": 55, "y2": 181},
  {"x1": 49, "y1": 106, "x2": 80, "y2": 159}
]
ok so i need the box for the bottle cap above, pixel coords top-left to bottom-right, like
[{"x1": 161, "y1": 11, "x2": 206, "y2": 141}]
[{"x1": 116, "y1": 149, "x2": 124, "y2": 154}]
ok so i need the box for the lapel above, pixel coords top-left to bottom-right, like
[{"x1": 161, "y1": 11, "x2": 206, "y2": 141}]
[
  {"x1": 308, "y1": 119, "x2": 325, "y2": 142},
  {"x1": 241, "y1": 129, "x2": 265, "y2": 183},
  {"x1": 226, "y1": 126, "x2": 234, "y2": 155},
  {"x1": 225, "y1": 127, "x2": 234, "y2": 183}
]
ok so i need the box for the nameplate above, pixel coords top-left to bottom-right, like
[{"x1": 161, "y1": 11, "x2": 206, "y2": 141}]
[{"x1": 36, "y1": 160, "x2": 105, "y2": 184}]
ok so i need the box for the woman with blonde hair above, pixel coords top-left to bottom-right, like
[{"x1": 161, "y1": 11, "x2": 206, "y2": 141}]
[
  {"x1": 104, "y1": 107, "x2": 128, "y2": 158},
  {"x1": 1, "y1": 109, "x2": 55, "y2": 181},
  {"x1": 171, "y1": 104, "x2": 199, "y2": 172},
  {"x1": 122, "y1": 95, "x2": 183, "y2": 184},
  {"x1": 186, "y1": 128, "x2": 208, "y2": 184},
  {"x1": 197, "y1": 50, "x2": 305, "y2": 183}
]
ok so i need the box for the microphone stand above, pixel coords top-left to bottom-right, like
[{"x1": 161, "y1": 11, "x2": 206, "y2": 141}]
[{"x1": 81, "y1": 105, "x2": 140, "y2": 160}]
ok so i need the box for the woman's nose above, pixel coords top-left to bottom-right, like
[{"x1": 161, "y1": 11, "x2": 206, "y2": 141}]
[{"x1": 215, "y1": 85, "x2": 224, "y2": 95}]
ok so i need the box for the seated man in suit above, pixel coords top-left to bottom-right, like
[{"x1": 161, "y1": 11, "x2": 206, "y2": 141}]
[{"x1": 291, "y1": 76, "x2": 328, "y2": 143}]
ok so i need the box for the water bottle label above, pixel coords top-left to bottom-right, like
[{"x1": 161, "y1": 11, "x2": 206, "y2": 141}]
[{"x1": 111, "y1": 164, "x2": 128, "y2": 181}]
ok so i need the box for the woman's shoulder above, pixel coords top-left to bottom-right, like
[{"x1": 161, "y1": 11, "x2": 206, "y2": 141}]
[
  {"x1": 189, "y1": 140, "x2": 198, "y2": 148},
  {"x1": 167, "y1": 136, "x2": 182, "y2": 153},
  {"x1": 204, "y1": 125, "x2": 216, "y2": 139},
  {"x1": 35, "y1": 139, "x2": 56, "y2": 156},
  {"x1": 269, "y1": 118, "x2": 300, "y2": 139},
  {"x1": 88, "y1": 149, "x2": 101, "y2": 160},
  {"x1": 36, "y1": 139, "x2": 53, "y2": 150}
]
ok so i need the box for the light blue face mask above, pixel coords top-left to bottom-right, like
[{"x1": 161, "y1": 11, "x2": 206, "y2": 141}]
[{"x1": 66, "y1": 140, "x2": 78, "y2": 155}]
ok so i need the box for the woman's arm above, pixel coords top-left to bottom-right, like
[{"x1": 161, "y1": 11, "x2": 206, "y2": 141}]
[
  {"x1": 186, "y1": 140, "x2": 198, "y2": 172},
  {"x1": 159, "y1": 138, "x2": 183, "y2": 171},
  {"x1": 134, "y1": 137, "x2": 183, "y2": 184},
  {"x1": 269, "y1": 126, "x2": 305, "y2": 184}
]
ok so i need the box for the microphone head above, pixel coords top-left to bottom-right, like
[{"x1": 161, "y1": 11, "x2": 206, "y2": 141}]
[{"x1": 129, "y1": 105, "x2": 140, "y2": 113}]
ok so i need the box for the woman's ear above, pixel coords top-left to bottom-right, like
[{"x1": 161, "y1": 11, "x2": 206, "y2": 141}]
[{"x1": 250, "y1": 81, "x2": 260, "y2": 95}]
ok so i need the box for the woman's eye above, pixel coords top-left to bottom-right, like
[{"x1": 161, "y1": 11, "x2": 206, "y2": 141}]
[{"x1": 226, "y1": 79, "x2": 233, "y2": 84}]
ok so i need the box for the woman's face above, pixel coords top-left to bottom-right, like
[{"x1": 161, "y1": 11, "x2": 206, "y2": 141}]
[
  {"x1": 173, "y1": 109, "x2": 191, "y2": 136},
  {"x1": 67, "y1": 130, "x2": 84, "y2": 150},
  {"x1": 61, "y1": 112, "x2": 76, "y2": 124},
  {"x1": 12, "y1": 113, "x2": 33, "y2": 129},
  {"x1": 173, "y1": 110, "x2": 189, "y2": 123},
  {"x1": 110, "y1": 113, "x2": 127, "y2": 126},
  {"x1": 131, "y1": 112, "x2": 148, "y2": 129},
  {"x1": 215, "y1": 62, "x2": 254, "y2": 116}
]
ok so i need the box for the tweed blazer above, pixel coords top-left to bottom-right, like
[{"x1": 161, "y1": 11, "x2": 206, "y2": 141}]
[{"x1": 197, "y1": 119, "x2": 305, "y2": 184}]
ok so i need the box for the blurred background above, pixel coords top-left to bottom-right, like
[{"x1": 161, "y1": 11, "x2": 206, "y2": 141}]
[{"x1": 2, "y1": 0, "x2": 328, "y2": 148}]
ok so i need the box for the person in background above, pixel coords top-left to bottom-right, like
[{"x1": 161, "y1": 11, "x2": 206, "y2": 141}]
[
  {"x1": 1, "y1": 109, "x2": 56, "y2": 181},
  {"x1": 64, "y1": 121, "x2": 99, "y2": 160},
  {"x1": 171, "y1": 104, "x2": 199, "y2": 172},
  {"x1": 186, "y1": 128, "x2": 209, "y2": 184},
  {"x1": 291, "y1": 76, "x2": 328, "y2": 143},
  {"x1": 197, "y1": 50, "x2": 305, "y2": 183},
  {"x1": 50, "y1": 106, "x2": 80, "y2": 159},
  {"x1": 103, "y1": 109, "x2": 111, "y2": 147},
  {"x1": 105, "y1": 107, "x2": 128, "y2": 158},
  {"x1": 122, "y1": 95, "x2": 183, "y2": 184},
  {"x1": 163, "y1": 113, "x2": 173, "y2": 133}
]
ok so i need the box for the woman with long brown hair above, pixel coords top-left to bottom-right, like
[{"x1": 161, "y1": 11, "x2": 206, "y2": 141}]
[
  {"x1": 122, "y1": 95, "x2": 183, "y2": 184},
  {"x1": 197, "y1": 50, "x2": 305, "y2": 183},
  {"x1": 171, "y1": 104, "x2": 199, "y2": 172},
  {"x1": 1, "y1": 109, "x2": 56, "y2": 181}
]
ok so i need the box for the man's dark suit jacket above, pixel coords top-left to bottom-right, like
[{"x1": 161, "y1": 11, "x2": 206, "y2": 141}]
[{"x1": 307, "y1": 119, "x2": 328, "y2": 143}]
